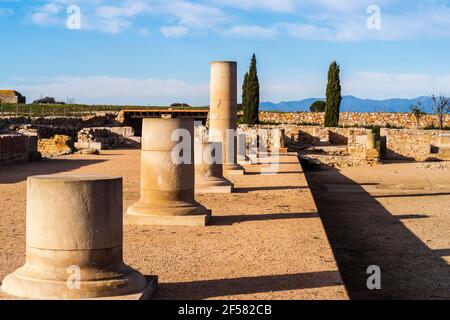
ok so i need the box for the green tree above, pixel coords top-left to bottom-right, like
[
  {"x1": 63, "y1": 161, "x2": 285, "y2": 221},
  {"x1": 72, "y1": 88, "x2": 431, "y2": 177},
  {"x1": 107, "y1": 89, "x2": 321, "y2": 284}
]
[
  {"x1": 310, "y1": 100, "x2": 326, "y2": 112},
  {"x1": 242, "y1": 54, "x2": 260, "y2": 125},
  {"x1": 410, "y1": 100, "x2": 426, "y2": 129},
  {"x1": 324, "y1": 61, "x2": 342, "y2": 127}
]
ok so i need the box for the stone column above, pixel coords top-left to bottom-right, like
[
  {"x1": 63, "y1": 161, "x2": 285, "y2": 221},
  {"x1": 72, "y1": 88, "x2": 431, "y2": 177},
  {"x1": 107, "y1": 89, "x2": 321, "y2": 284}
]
[
  {"x1": 366, "y1": 132, "x2": 377, "y2": 150},
  {"x1": 126, "y1": 118, "x2": 211, "y2": 226},
  {"x1": 1, "y1": 175, "x2": 156, "y2": 300},
  {"x1": 365, "y1": 132, "x2": 380, "y2": 159},
  {"x1": 209, "y1": 61, "x2": 245, "y2": 175},
  {"x1": 195, "y1": 140, "x2": 233, "y2": 193}
]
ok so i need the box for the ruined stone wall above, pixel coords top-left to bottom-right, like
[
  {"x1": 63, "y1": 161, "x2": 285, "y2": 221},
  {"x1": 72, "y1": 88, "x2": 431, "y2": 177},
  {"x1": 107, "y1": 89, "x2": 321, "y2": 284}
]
[
  {"x1": 75, "y1": 127, "x2": 140, "y2": 150},
  {"x1": 260, "y1": 112, "x2": 450, "y2": 129},
  {"x1": 0, "y1": 96, "x2": 19, "y2": 104},
  {"x1": 38, "y1": 135, "x2": 73, "y2": 157},
  {"x1": 0, "y1": 133, "x2": 38, "y2": 165},
  {"x1": 381, "y1": 128, "x2": 443, "y2": 161},
  {"x1": 237, "y1": 124, "x2": 369, "y2": 153},
  {"x1": 1, "y1": 115, "x2": 119, "y2": 138}
]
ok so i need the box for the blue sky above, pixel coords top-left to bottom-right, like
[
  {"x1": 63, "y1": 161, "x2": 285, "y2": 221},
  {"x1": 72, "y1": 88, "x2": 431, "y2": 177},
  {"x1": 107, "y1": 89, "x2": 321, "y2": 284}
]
[{"x1": 0, "y1": 0, "x2": 450, "y2": 105}]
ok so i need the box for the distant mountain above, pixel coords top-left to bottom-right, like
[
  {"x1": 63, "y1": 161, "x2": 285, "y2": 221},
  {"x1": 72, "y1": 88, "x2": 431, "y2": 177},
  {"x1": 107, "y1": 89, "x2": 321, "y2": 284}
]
[{"x1": 260, "y1": 95, "x2": 435, "y2": 113}]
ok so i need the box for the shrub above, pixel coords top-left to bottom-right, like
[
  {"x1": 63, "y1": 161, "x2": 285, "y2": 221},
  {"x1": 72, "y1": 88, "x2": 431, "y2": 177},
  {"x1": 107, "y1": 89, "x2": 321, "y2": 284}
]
[{"x1": 310, "y1": 101, "x2": 326, "y2": 112}]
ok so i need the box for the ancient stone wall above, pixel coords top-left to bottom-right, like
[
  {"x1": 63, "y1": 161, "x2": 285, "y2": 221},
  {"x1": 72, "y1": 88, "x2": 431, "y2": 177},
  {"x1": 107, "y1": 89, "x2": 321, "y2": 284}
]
[
  {"x1": 75, "y1": 127, "x2": 140, "y2": 150},
  {"x1": 1, "y1": 115, "x2": 119, "y2": 137},
  {"x1": 0, "y1": 133, "x2": 38, "y2": 165},
  {"x1": 381, "y1": 128, "x2": 442, "y2": 161},
  {"x1": 38, "y1": 135, "x2": 72, "y2": 157},
  {"x1": 237, "y1": 124, "x2": 369, "y2": 153},
  {"x1": 260, "y1": 112, "x2": 450, "y2": 129}
]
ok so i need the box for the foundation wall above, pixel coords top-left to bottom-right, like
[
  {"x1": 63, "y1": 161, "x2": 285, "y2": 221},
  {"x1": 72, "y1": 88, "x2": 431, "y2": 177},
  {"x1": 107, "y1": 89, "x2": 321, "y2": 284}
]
[
  {"x1": 0, "y1": 133, "x2": 38, "y2": 165},
  {"x1": 381, "y1": 128, "x2": 443, "y2": 161}
]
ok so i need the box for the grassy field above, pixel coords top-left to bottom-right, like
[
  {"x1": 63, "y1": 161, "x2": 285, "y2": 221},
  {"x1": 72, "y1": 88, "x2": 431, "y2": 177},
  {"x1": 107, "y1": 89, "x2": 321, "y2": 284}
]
[{"x1": 0, "y1": 103, "x2": 209, "y2": 117}]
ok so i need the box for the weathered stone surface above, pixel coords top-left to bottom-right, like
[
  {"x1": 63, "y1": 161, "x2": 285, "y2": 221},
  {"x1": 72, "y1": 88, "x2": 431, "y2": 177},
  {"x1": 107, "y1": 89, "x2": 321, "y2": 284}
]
[
  {"x1": 76, "y1": 126, "x2": 139, "y2": 150},
  {"x1": 0, "y1": 133, "x2": 39, "y2": 165},
  {"x1": 259, "y1": 111, "x2": 450, "y2": 129},
  {"x1": 1, "y1": 175, "x2": 156, "y2": 300},
  {"x1": 126, "y1": 118, "x2": 211, "y2": 226},
  {"x1": 38, "y1": 134, "x2": 72, "y2": 157},
  {"x1": 209, "y1": 61, "x2": 244, "y2": 175},
  {"x1": 380, "y1": 128, "x2": 442, "y2": 161}
]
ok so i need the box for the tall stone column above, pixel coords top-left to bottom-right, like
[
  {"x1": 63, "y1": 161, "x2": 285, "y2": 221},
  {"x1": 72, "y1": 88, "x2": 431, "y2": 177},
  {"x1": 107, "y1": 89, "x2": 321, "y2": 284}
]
[
  {"x1": 209, "y1": 61, "x2": 245, "y2": 175},
  {"x1": 1, "y1": 175, "x2": 156, "y2": 300},
  {"x1": 195, "y1": 140, "x2": 233, "y2": 193},
  {"x1": 126, "y1": 118, "x2": 211, "y2": 226}
]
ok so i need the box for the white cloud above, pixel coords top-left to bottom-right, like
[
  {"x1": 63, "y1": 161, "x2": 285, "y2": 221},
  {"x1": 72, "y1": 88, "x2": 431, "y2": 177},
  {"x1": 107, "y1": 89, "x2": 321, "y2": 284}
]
[
  {"x1": 224, "y1": 25, "x2": 277, "y2": 38},
  {"x1": 160, "y1": 25, "x2": 189, "y2": 38},
  {"x1": 30, "y1": 3, "x2": 64, "y2": 26},
  {"x1": 11, "y1": 75, "x2": 209, "y2": 105},
  {"x1": 23, "y1": 1, "x2": 450, "y2": 40},
  {"x1": 166, "y1": 1, "x2": 228, "y2": 28},
  {"x1": 138, "y1": 27, "x2": 151, "y2": 37},
  {"x1": 210, "y1": 0, "x2": 298, "y2": 12}
]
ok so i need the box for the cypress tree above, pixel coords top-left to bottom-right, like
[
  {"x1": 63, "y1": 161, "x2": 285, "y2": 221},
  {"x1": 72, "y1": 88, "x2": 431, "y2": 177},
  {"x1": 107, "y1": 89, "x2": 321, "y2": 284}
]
[
  {"x1": 324, "y1": 61, "x2": 342, "y2": 127},
  {"x1": 242, "y1": 72, "x2": 249, "y2": 116},
  {"x1": 242, "y1": 54, "x2": 260, "y2": 125}
]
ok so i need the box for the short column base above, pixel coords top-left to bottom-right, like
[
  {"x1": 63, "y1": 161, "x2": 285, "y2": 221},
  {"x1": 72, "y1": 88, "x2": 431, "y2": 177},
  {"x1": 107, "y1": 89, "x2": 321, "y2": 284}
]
[
  {"x1": 125, "y1": 211, "x2": 211, "y2": 227},
  {"x1": 224, "y1": 164, "x2": 245, "y2": 175},
  {"x1": 0, "y1": 273, "x2": 157, "y2": 300}
]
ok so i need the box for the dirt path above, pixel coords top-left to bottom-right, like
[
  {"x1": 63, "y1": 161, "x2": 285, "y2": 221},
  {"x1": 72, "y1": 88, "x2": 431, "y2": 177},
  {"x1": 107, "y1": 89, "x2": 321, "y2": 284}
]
[{"x1": 0, "y1": 150, "x2": 347, "y2": 300}]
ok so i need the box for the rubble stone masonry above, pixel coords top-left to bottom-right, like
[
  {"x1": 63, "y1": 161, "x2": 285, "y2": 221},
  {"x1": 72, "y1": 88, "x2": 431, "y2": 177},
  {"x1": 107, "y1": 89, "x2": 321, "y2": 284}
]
[{"x1": 260, "y1": 112, "x2": 450, "y2": 129}]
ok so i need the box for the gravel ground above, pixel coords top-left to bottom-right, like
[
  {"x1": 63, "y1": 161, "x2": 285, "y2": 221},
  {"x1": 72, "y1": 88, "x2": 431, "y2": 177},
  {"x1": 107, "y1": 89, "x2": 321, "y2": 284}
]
[{"x1": 0, "y1": 150, "x2": 347, "y2": 300}]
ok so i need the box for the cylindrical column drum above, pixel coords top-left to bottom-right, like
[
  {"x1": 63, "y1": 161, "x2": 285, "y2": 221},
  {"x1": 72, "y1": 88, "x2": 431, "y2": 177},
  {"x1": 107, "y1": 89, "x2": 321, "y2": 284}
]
[
  {"x1": 195, "y1": 141, "x2": 233, "y2": 193},
  {"x1": 209, "y1": 61, "x2": 244, "y2": 175},
  {"x1": 1, "y1": 175, "x2": 150, "y2": 300},
  {"x1": 126, "y1": 118, "x2": 210, "y2": 226},
  {"x1": 366, "y1": 132, "x2": 377, "y2": 150}
]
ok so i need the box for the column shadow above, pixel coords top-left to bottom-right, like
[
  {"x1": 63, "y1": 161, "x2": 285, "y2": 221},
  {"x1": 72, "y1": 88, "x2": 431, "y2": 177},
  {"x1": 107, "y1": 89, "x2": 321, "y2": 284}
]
[
  {"x1": 233, "y1": 186, "x2": 308, "y2": 193},
  {"x1": 152, "y1": 271, "x2": 343, "y2": 300},
  {"x1": 211, "y1": 212, "x2": 318, "y2": 226},
  {"x1": 0, "y1": 159, "x2": 107, "y2": 184},
  {"x1": 302, "y1": 158, "x2": 450, "y2": 300}
]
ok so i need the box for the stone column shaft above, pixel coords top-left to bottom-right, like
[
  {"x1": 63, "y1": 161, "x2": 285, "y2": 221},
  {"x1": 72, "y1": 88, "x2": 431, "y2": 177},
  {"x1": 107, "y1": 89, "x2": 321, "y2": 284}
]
[
  {"x1": 209, "y1": 61, "x2": 244, "y2": 175},
  {"x1": 126, "y1": 118, "x2": 211, "y2": 226}
]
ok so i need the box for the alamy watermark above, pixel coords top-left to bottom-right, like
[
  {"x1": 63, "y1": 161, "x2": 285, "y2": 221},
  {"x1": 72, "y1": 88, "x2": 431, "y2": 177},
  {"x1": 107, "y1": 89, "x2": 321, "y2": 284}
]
[
  {"x1": 367, "y1": 5, "x2": 382, "y2": 30},
  {"x1": 66, "y1": 5, "x2": 82, "y2": 30},
  {"x1": 66, "y1": 265, "x2": 81, "y2": 290},
  {"x1": 366, "y1": 265, "x2": 381, "y2": 290}
]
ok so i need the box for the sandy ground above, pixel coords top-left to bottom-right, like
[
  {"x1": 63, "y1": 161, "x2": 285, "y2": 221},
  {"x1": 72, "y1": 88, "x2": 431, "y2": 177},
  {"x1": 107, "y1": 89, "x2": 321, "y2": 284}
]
[
  {"x1": 0, "y1": 150, "x2": 347, "y2": 300},
  {"x1": 304, "y1": 160, "x2": 450, "y2": 299}
]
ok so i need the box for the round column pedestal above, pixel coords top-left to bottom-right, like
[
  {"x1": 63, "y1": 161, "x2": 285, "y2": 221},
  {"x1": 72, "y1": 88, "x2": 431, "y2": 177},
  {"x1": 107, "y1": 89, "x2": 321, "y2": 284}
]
[
  {"x1": 0, "y1": 175, "x2": 157, "y2": 300},
  {"x1": 195, "y1": 141, "x2": 233, "y2": 194},
  {"x1": 126, "y1": 118, "x2": 211, "y2": 227}
]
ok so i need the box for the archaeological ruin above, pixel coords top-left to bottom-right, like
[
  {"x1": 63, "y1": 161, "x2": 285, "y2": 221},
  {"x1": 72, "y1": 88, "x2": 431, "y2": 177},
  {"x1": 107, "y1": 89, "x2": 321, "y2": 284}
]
[{"x1": 1, "y1": 61, "x2": 450, "y2": 302}]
